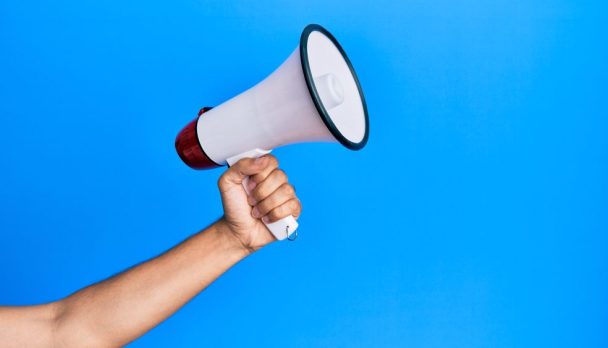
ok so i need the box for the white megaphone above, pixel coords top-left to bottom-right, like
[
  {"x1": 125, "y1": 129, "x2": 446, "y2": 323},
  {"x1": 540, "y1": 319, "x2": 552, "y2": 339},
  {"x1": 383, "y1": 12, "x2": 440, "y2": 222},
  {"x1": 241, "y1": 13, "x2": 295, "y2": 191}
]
[{"x1": 176, "y1": 24, "x2": 369, "y2": 241}]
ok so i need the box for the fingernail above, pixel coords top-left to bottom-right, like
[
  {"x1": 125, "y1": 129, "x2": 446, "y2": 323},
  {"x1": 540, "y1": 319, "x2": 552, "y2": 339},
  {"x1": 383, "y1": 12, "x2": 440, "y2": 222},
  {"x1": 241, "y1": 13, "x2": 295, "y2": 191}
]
[
  {"x1": 247, "y1": 195, "x2": 257, "y2": 206},
  {"x1": 246, "y1": 179, "x2": 257, "y2": 191},
  {"x1": 251, "y1": 207, "x2": 260, "y2": 218},
  {"x1": 262, "y1": 216, "x2": 270, "y2": 223}
]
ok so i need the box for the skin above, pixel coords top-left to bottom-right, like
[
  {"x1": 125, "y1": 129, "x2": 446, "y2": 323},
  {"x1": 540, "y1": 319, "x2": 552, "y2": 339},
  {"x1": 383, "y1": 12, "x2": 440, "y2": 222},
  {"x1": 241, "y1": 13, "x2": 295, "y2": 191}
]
[{"x1": 0, "y1": 155, "x2": 301, "y2": 348}]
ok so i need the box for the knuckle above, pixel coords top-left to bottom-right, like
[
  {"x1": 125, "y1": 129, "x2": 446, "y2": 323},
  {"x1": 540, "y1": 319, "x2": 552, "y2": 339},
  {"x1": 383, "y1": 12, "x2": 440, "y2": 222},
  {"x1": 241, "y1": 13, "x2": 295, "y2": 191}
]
[
  {"x1": 278, "y1": 170, "x2": 289, "y2": 183},
  {"x1": 243, "y1": 157, "x2": 256, "y2": 165},
  {"x1": 252, "y1": 186, "x2": 266, "y2": 201},
  {"x1": 292, "y1": 198, "x2": 302, "y2": 217},
  {"x1": 267, "y1": 210, "x2": 280, "y2": 221},
  {"x1": 217, "y1": 174, "x2": 229, "y2": 188},
  {"x1": 249, "y1": 173, "x2": 263, "y2": 185},
  {"x1": 263, "y1": 193, "x2": 282, "y2": 213},
  {"x1": 291, "y1": 198, "x2": 301, "y2": 211},
  {"x1": 257, "y1": 200, "x2": 272, "y2": 216},
  {"x1": 281, "y1": 183, "x2": 295, "y2": 196},
  {"x1": 243, "y1": 158, "x2": 258, "y2": 170},
  {"x1": 266, "y1": 155, "x2": 279, "y2": 168},
  {"x1": 269, "y1": 206, "x2": 286, "y2": 221},
  {"x1": 285, "y1": 199, "x2": 296, "y2": 215},
  {"x1": 232, "y1": 159, "x2": 245, "y2": 170}
]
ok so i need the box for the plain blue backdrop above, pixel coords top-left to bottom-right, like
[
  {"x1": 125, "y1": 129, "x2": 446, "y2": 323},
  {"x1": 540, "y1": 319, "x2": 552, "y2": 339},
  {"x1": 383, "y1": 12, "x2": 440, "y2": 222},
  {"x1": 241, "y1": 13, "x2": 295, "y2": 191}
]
[{"x1": 1, "y1": 0, "x2": 607, "y2": 347}]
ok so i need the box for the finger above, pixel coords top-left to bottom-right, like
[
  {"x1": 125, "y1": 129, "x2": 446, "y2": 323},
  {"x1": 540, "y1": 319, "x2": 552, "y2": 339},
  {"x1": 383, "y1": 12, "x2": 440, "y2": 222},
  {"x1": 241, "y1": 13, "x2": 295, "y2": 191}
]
[
  {"x1": 262, "y1": 198, "x2": 302, "y2": 223},
  {"x1": 249, "y1": 155, "x2": 279, "y2": 185},
  {"x1": 249, "y1": 169, "x2": 288, "y2": 204},
  {"x1": 251, "y1": 183, "x2": 296, "y2": 218},
  {"x1": 217, "y1": 156, "x2": 270, "y2": 190}
]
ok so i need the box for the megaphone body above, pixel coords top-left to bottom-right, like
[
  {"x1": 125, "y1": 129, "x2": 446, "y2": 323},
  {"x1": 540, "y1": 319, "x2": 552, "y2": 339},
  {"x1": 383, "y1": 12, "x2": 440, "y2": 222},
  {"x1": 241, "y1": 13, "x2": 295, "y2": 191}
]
[{"x1": 176, "y1": 24, "x2": 369, "y2": 241}]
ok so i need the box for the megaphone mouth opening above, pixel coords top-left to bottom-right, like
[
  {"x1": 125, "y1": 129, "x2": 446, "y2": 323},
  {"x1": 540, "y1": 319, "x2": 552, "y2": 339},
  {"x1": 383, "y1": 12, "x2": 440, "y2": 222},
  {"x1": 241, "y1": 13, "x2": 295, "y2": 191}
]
[{"x1": 300, "y1": 24, "x2": 370, "y2": 151}]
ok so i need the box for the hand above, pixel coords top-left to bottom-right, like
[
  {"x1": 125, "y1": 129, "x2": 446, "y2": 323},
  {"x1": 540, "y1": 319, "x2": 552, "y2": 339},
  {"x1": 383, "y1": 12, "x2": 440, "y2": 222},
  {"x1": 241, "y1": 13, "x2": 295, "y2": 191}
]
[{"x1": 217, "y1": 155, "x2": 302, "y2": 252}]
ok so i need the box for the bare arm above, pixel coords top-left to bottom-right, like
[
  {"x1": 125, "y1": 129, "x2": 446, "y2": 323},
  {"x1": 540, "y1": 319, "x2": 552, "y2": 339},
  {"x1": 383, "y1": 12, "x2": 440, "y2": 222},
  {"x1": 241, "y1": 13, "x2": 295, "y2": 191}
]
[{"x1": 0, "y1": 155, "x2": 301, "y2": 348}]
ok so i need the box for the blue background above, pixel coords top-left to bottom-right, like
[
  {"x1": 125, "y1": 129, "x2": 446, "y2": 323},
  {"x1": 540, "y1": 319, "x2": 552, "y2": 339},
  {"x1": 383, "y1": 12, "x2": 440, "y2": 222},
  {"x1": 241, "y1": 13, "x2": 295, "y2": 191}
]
[{"x1": 1, "y1": 1, "x2": 607, "y2": 347}]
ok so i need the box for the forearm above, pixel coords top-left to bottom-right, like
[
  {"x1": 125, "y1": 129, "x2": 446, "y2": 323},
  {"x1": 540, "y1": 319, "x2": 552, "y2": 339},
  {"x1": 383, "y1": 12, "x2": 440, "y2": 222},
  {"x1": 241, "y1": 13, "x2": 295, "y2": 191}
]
[
  {"x1": 1, "y1": 155, "x2": 299, "y2": 348},
  {"x1": 0, "y1": 305, "x2": 55, "y2": 348},
  {"x1": 52, "y1": 219, "x2": 249, "y2": 347}
]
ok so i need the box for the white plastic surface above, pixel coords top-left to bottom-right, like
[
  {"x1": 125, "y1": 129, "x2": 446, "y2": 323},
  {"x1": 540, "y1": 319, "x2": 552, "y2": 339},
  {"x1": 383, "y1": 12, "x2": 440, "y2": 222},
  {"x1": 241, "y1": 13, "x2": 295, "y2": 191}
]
[
  {"x1": 197, "y1": 50, "x2": 336, "y2": 165},
  {"x1": 313, "y1": 73, "x2": 344, "y2": 110},
  {"x1": 226, "y1": 149, "x2": 299, "y2": 241},
  {"x1": 306, "y1": 31, "x2": 367, "y2": 144}
]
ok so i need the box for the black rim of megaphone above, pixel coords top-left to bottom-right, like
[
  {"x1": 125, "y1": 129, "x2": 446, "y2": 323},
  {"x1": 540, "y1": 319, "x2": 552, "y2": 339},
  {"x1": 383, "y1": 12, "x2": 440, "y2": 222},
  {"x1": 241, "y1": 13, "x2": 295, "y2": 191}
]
[{"x1": 300, "y1": 24, "x2": 369, "y2": 150}]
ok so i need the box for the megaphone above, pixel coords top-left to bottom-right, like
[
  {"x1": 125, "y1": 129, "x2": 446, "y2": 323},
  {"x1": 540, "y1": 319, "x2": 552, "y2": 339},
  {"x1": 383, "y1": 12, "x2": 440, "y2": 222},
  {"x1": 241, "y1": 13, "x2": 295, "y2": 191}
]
[{"x1": 175, "y1": 24, "x2": 369, "y2": 241}]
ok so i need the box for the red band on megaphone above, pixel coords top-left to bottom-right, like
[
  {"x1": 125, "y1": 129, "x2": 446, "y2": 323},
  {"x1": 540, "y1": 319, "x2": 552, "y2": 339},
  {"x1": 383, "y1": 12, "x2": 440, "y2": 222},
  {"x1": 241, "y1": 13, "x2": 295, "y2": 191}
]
[{"x1": 175, "y1": 107, "x2": 221, "y2": 170}]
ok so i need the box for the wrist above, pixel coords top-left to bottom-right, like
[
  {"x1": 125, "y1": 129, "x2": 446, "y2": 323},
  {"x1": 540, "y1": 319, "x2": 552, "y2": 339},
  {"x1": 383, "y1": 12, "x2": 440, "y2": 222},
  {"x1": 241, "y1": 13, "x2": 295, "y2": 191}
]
[{"x1": 213, "y1": 218, "x2": 256, "y2": 256}]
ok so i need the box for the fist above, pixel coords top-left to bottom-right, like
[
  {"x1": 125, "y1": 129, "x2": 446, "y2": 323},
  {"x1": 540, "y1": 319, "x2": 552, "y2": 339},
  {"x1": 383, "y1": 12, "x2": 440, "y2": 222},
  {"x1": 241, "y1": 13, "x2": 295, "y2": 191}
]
[{"x1": 217, "y1": 155, "x2": 302, "y2": 252}]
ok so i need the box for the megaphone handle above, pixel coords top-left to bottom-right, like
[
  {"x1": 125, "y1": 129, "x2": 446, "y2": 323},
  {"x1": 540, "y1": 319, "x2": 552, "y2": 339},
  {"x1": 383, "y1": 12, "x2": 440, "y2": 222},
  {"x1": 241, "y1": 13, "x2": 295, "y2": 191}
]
[{"x1": 226, "y1": 149, "x2": 299, "y2": 241}]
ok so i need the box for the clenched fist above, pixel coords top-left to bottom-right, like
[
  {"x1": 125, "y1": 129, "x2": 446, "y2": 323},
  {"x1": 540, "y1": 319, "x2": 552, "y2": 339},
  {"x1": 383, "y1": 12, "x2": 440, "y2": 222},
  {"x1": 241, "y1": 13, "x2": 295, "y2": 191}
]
[{"x1": 217, "y1": 155, "x2": 301, "y2": 252}]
